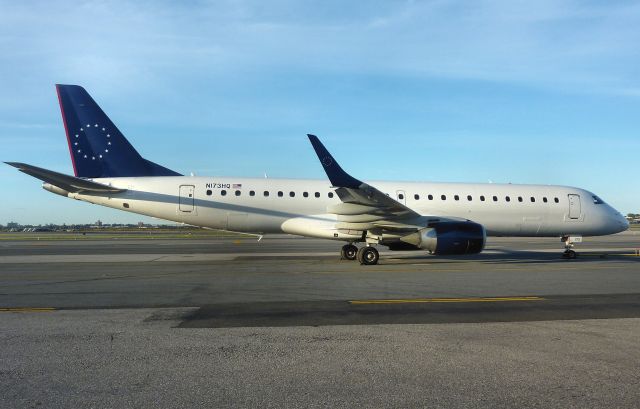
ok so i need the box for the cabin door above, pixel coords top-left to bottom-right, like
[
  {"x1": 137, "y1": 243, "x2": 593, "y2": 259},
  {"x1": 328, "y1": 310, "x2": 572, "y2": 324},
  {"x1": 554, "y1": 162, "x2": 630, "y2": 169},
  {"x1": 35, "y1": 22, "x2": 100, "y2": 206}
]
[
  {"x1": 568, "y1": 194, "x2": 581, "y2": 219},
  {"x1": 179, "y1": 185, "x2": 195, "y2": 212}
]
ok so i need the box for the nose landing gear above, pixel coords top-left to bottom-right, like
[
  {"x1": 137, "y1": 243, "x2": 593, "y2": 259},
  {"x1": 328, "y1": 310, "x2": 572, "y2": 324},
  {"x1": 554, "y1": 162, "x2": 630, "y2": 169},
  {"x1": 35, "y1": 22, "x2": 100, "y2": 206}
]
[{"x1": 561, "y1": 235, "x2": 582, "y2": 259}]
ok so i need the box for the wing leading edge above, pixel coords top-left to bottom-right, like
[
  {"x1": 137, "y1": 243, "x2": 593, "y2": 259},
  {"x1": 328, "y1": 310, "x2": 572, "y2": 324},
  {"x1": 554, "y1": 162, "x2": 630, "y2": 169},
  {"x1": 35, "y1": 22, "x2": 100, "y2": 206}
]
[{"x1": 6, "y1": 162, "x2": 126, "y2": 193}]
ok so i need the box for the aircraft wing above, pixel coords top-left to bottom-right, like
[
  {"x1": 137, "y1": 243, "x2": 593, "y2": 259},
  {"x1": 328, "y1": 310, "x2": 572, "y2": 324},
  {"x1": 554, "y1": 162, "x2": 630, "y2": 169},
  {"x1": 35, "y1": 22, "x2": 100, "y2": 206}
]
[
  {"x1": 6, "y1": 162, "x2": 126, "y2": 193},
  {"x1": 307, "y1": 135, "x2": 426, "y2": 232}
]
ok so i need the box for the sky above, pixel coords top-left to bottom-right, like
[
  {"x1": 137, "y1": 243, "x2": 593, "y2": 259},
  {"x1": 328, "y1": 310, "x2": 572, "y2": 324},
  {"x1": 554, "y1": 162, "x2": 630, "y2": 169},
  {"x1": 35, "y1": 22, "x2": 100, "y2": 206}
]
[{"x1": 1, "y1": 0, "x2": 639, "y2": 225}]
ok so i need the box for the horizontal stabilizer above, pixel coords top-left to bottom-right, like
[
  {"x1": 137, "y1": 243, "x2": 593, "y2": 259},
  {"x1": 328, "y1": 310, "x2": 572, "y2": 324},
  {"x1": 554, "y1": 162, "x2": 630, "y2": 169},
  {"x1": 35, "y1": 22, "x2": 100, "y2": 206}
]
[{"x1": 5, "y1": 162, "x2": 126, "y2": 193}]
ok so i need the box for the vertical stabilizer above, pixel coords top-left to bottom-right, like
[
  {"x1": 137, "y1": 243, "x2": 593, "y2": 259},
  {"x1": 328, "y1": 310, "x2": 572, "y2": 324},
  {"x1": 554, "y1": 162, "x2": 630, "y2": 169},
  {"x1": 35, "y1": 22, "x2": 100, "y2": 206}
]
[{"x1": 56, "y1": 84, "x2": 181, "y2": 178}]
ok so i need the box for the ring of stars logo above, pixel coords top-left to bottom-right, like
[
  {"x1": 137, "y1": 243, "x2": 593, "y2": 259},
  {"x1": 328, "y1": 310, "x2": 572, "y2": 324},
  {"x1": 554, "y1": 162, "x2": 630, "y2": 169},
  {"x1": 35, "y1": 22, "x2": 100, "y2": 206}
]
[{"x1": 73, "y1": 123, "x2": 114, "y2": 162}]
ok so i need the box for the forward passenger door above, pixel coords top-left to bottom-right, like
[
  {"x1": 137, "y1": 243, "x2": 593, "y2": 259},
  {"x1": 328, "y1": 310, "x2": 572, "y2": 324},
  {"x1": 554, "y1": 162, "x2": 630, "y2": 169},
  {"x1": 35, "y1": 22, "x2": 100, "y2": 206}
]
[{"x1": 568, "y1": 194, "x2": 581, "y2": 220}]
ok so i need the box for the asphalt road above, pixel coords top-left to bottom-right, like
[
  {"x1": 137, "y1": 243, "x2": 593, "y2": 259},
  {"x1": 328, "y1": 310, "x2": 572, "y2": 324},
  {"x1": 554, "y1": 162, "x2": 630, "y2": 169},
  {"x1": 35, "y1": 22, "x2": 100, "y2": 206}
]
[
  {"x1": 1, "y1": 232, "x2": 640, "y2": 408},
  {"x1": 1, "y1": 233, "x2": 640, "y2": 312}
]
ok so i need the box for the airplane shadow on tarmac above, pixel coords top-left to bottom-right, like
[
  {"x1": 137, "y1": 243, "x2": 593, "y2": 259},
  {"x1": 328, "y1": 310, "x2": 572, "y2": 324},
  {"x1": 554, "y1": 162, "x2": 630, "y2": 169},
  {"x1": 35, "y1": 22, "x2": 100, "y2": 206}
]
[{"x1": 379, "y1": 250, "x2": 640, "y2": 266}]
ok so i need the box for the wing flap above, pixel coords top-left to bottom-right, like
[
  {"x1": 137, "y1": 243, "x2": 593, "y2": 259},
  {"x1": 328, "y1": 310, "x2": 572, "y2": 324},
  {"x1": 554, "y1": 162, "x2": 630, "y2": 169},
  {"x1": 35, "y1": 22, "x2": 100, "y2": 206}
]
[
  {"x1": 327, "y1": 202, "x2": 389, "y2": 216},
  {"x1": 335, "y1": 187, "x2": 417, "y2": 218},
  {"x1": 6, "y1": 162, "x2": 126, "y2": 193},
  {"x1": 337, "y1": 213, "x2": 388, "y2": 223}
]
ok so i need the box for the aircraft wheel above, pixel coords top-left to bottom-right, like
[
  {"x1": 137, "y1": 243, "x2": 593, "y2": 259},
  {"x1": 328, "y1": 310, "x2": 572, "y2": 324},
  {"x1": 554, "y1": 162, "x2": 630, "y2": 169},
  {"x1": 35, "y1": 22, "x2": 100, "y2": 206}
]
[
  {"x1": 562, "y1": 250, "x2": 577, "y2": 259},
  {"x1": 341, "y1": 244, "x2": 358, "y2": 260},
  {"x1": 357, "y1": 246, "x2": 379, "y2": 265}
]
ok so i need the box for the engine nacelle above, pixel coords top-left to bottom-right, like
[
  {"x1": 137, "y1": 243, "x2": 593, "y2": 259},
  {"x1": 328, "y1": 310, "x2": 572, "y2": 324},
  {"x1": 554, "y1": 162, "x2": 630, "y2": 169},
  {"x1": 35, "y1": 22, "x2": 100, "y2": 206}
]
[{"x1": 398, "y1": 221, "x2": 486, "y2": 255}]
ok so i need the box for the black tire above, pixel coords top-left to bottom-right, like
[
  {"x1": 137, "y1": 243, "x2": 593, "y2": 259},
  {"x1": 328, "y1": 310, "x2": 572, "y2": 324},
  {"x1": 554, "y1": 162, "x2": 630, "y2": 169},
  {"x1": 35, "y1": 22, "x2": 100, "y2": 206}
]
[
  {"x1": 562, "y1": 250, "x2": 577, "y2": 259},
  {"x1": 356, "y1": 246, "x2": 366, "y2": 264},
  {"x1": 341, "y1": 244, "x2": 358, "y2": 260},
  {"x1": 358, "y1": 246, "x2": 379, "y2": 265}
]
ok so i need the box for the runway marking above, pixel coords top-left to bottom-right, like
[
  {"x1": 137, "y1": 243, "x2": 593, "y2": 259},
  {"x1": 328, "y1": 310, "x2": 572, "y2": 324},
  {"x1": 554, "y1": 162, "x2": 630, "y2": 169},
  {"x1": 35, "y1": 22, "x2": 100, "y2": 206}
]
[
  {"x1": 349, "y1": 296, "x2": 545, "y2": 305},
  {"x1": 0, "y1": 307, "x2": 56, "y2": 313}
]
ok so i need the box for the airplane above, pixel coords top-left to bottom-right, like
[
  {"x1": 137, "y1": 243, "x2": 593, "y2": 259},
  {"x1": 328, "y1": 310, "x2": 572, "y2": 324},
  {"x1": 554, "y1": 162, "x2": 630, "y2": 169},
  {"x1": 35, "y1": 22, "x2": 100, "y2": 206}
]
[{"x1": 6, "y1": 85, "x2": 629, "y2": 265}]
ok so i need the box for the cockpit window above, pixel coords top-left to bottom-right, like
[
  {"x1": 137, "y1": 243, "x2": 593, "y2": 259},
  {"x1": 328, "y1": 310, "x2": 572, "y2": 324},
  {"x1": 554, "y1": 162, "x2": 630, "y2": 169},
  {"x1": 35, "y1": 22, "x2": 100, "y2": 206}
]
[{"x1": 592, "y1": 196, "x2": 604, "y2": 205}]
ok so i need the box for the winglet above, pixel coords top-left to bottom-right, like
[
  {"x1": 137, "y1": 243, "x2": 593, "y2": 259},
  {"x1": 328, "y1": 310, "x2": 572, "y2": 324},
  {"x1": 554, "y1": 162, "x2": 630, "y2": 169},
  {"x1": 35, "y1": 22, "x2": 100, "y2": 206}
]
[{"x1": 307, "y1": 134, "x2": 362, "y2": 188}]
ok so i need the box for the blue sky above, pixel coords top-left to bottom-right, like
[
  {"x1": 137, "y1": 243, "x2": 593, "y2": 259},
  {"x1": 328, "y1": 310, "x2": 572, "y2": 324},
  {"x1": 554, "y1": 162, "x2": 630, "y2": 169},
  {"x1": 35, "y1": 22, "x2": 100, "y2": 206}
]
[{"x1": 1, "y1": 0, "x2": 639, "y2": 224}]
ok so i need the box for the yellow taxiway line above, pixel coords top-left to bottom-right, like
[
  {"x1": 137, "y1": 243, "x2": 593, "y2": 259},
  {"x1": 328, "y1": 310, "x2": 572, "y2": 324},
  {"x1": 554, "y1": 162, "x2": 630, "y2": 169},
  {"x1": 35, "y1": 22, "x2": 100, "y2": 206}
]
[{"x1": 349, "y1": 296, "x2": 545, "y2": 305}]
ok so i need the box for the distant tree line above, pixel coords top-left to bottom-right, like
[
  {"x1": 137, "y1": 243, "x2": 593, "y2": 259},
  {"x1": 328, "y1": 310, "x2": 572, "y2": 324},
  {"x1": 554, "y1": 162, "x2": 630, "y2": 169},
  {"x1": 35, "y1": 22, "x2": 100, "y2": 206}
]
[{"x1": 1, "y1": 222, "x2": 189, "y2": 231}]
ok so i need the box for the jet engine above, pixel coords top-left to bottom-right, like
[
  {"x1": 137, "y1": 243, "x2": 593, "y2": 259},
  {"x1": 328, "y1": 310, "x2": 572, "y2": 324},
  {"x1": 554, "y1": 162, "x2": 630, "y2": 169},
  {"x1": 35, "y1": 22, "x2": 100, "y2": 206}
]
[{"x1": 397, "y1": 221, "x2": 486, "y2": 255}]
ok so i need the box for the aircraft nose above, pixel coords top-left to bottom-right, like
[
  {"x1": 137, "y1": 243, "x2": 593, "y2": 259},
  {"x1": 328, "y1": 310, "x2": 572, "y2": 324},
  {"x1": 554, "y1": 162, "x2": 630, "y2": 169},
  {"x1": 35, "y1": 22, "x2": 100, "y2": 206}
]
[
  {"x1": 602, "y1": 207, "x2": 628, "y2": 234},
  {"x1": 613, "y1": 211, "x2": 629, "y2": 233},
  {"x1": 620, "y1": 214, "x2": 630, "y2": 231}
]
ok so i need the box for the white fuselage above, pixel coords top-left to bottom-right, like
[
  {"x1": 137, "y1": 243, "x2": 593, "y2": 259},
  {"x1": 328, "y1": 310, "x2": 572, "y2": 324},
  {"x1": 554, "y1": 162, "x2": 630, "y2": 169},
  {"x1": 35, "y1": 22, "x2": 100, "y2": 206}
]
[{"x1": 65, "y1": 176, "x2": 628, "y2": 240}]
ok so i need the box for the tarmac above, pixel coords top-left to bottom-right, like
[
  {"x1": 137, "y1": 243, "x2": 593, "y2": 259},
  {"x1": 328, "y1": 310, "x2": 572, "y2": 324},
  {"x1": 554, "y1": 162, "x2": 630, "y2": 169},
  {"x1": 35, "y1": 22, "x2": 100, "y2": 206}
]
[{"x1": 1, "y1": 231, "x2": 640, "y2": 408}]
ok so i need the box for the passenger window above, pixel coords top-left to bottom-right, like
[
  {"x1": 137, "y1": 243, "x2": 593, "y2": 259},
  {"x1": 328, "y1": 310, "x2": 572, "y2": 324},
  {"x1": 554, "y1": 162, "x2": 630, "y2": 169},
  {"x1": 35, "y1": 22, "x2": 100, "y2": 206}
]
[
  {"x1": 264, "y1": 191, "x2": 269, "y2": 197},
  {"x1": 441, "y1": 195, "x2": 446, "y2": 200},
  {"x1": 543, "y1": 197, "x2": 548, "y2": 203},
  {"x1": 303, "y1": 192, "x2": 309, "y2": 198},
  {"x1": 235, "y1": 190, "x2": 241, "y2": 196},
  {"x1": 414, "y1": 194, "x2": 420, "y2": 200},
  {"x1": 206, "y1": 189, "x2": 212, "y2": 196},
  {"x1": 454, "y1": 195, "x2": 459, "y2": 201},
  {"x1": 554, "y1": 197, "x2": 559, "y2": 203},
  {"x1": 315, "y1": 192, "x2": 320, "y2": 198},
  {"x1": 278, "y1": 191, "x2": 283, "y2": 197},
  {"x1": 518, "y1": 196, "x2": 523, "y2": 202},
  {"x1": 328, "y1": 192, "x2": 334, "y2": 198},
  {"x1": 505, "y1": 196, "x2": 510, "y2": 202},
  {"x1": 249, "y1": 191, "x2": 255, "y2": 197},
  {"x1": 289, "y1": 192, "x2": 295, "y2": 197},
  {"x1": 398, "y1": 193, "x2": 404, "y2": 200},
  {"x1": 480, "y1": 195, "x2": 485, "y2": 201},
  {"x1": 428, "y1": 194, "x2": 433, "y2": 200},
  {"x1": 492, "y1": 196, "x2": 498, "y2": 202},
  {"x1": 467, "y1": 195, "x2": 472, "y2": 201},
  {"x1": 530, "y1": 197, "x2": 535, "y2": 203},
  {"x1": 221, "y1": 190, "x2": 227, "y2": 196}
]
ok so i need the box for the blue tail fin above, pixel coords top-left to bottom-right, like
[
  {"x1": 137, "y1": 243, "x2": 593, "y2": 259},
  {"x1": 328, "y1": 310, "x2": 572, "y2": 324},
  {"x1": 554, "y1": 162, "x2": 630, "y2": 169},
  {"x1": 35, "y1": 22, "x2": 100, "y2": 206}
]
[{"x1": 56, "y1": 84, "x2": 181, "y2": 178}]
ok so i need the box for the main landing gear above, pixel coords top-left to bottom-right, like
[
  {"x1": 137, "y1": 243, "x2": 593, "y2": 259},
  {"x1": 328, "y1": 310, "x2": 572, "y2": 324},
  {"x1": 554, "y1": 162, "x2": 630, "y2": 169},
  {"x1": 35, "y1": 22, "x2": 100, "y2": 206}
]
[
  {"x1": 561, "y1": 235, "x2": 582, "y2": 259},
  {"x1": 340, "y1": 244, "x2": 358, "y2": 260},
  {"x1": 340, "y1": 244, "x2": 379, "y2": 265}
]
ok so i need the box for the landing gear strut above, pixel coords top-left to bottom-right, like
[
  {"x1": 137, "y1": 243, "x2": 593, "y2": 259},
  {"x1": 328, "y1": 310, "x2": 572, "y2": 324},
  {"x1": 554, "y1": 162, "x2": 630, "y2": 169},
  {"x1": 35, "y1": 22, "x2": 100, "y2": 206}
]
[
  {"x1": 340, "y1": 244, "x2": 358, "y2": 260},
  {"x1": 561, "y1": 235, "x2": 582, "y2": 259}
]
